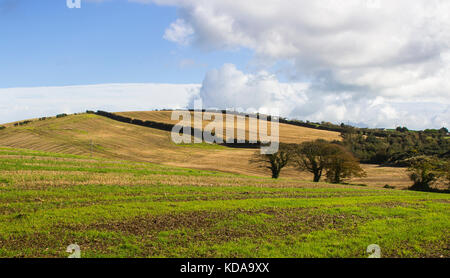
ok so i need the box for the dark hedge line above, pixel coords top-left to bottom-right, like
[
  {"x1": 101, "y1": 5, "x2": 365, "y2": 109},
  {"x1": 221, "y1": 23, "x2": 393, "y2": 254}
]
[
  {"x1": 95, "y1": 110, "x2": 261, "y2": 148},
  {"x1": 13, "y1": 120, "x2": 32, "y2": 127},
  {"x1": 187, "y1": 109, "x2": 345, "y2": 133}
]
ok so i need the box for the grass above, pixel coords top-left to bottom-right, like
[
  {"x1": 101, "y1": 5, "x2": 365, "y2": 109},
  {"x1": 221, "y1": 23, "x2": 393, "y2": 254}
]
[{"x1": 0, "y1": 147, "x2": 448, "y2": 258}]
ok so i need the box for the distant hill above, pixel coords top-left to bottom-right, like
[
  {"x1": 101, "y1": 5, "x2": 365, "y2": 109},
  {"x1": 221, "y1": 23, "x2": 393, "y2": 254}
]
[{"x1": 0, "y1": 112, "x2": 327, "y2": 176}]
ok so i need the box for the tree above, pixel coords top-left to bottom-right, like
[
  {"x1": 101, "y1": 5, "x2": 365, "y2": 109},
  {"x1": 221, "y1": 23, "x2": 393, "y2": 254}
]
[
  {"x1": 324, "y1": 145, "x2": 366, "y2": 184},
  {"x1": 292, "y1": 140, "x2": 366, "y2": 183},
  {"x1": 407, "y1": 156, "x2": 441, "y2": 191},
  {"x1": 443, "y1": 160, "x2": 450, "y2": 190},
  {"x1": 250, "y1": 143, "x2": 292, "y2": 179},
  {"x1": 291, "y1": 140, "x2": 331, "y2": 182}
]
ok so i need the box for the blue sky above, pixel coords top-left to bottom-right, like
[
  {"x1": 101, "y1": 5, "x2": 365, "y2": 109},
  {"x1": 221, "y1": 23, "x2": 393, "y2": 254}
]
[{"x1": 0, "y1": 0, "x2": 250, "y2": 87}]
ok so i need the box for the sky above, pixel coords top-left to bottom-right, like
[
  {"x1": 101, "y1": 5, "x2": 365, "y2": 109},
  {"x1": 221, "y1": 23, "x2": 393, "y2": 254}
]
[{"x1": 1, "y1": 0, "x2": 449, "y2": 130}]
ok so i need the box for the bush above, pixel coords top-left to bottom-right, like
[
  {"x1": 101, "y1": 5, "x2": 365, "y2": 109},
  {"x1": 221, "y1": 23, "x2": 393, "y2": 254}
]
[
  {"x1": 56, "y1": 113, "x2": 68, "y2": 118},
  {"x1": 0, "y1": 126, "x2": 5, "y2": 130}
]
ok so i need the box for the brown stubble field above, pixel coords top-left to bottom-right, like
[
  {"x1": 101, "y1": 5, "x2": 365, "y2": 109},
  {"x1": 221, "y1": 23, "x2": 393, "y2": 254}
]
[
  {"x1": 116, "y1": 110, "x2": 342, "y2": 143},
  {"x1": 0, "y1": 112, "x2": 412, "y2": 189}
]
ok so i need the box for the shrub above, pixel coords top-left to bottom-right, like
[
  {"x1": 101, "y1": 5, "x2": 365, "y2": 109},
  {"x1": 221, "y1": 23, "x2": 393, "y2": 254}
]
[{"x1": 14, "y1": 120, "x2": 32, "y2": 126}]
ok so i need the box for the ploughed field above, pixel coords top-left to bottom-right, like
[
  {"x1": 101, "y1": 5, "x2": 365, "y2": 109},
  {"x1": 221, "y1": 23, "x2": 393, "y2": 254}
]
[{"x1": 0, "y1": 147, "x2": 448, "y2": 258}]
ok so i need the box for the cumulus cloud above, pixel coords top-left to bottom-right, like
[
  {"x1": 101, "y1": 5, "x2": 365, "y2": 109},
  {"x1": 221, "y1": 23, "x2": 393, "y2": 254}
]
[
  {"x1": 191, "y1": 64, "x2": 308, "y2": 115},
  {"x1": 149, "y1": 0, "x2": 450, "y2": 129},
  {"x1": 0, "y1": 83, "x2": 199, "y2": 124},
  {"x1": 194, "y1": 64, "x2": 448, "y2": 130},
  {"x1": 163, "y1": 18, "x2": 194, "y2": 45}
]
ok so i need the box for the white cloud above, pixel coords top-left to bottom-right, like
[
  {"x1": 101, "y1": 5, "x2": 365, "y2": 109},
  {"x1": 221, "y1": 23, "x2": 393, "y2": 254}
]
[
  {"x1": 149, "y1": 0, "x2": 450, "y2": 129},
  {"x1": 1, "y1": 78, "x2": 447, "y2": 130},
  {"x1": 194, "y1": 64, "x2": 449, "y2": 130},
  {"x1": 0, "y1": 83, "x2": 199, "y2": 124},
  {"x1": 163, "y1": 18, "x2": 194, "y2": 45},
  {"x1": 192, "y1": 63, "x2": 308, "y2": 114}
]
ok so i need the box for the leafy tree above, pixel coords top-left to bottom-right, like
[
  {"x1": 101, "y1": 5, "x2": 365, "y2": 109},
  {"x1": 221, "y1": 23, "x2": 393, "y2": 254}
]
[
  {"x1": 444, "y1": 160, "x2": 450, "y2": 189},
  {"x1": 250, "y1": 143, "x2": 292, "y2": 179},
  {"x1": 407, "y1": 156, "x2": 442, "y2": 191},
  {"x1": 324, "y1": 145, "x2": 366, "y2": 184},
  {"x1": 291, "y1": 140, "x2": 333, "y2": 182}
]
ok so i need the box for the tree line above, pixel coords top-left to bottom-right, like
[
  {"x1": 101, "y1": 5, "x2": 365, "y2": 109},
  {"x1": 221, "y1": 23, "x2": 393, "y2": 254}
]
[
  {"x1": 251, "y1": 139, "x2": 366, "y2": 183},
  {"x1": 340, "y1": 127, "x2": 449, "y2": 165}
]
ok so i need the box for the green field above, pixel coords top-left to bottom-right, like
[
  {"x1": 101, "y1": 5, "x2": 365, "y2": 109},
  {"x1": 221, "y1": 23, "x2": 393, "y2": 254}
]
[{"x1": 0, "y1": 147, "x2": 448, "y2": 258}]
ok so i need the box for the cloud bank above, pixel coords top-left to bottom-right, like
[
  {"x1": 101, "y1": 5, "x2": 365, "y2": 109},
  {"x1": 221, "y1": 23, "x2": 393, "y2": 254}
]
[
  {"x1": 192, "y1": 64, "x2": 448, "y2": 129},
  {"x1": 151, "y1": 0, "x2": 450, "y2": 129},
  {"x1": 0, "y1": 83, "x2": 199, "y2": 124}
]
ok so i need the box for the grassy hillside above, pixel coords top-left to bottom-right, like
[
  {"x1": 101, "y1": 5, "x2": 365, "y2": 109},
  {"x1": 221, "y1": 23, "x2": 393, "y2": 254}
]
[
  {"x1": 0, "y1": 147, "x2": 448, "y2": 258},
  {"x1": 0, "y1": 113, "x2": 411, "y2": 188}
]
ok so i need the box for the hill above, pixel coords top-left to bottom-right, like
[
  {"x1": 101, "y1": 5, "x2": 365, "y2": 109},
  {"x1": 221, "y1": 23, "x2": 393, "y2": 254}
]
[
  {"x1": 0, "y1": 112, "x2": 410, "y2": 188},
  {"x1": 115, "y1": 110, "x2": 342, "y2": 144}
]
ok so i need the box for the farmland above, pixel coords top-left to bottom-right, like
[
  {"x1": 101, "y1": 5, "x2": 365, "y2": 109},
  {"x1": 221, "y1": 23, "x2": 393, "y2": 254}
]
[
  {"x1": 0, "y1": 113, "x2": 410, "y2": 188},
  {"x1": 0, "y1": 112, "x2": 448, "y2": 258},
  {"x1": 0, "y1": 147, "x2": 448, "y2": 258},
  {"x1": 116, "y1": 110, "x2": 342, "y2": 144}
]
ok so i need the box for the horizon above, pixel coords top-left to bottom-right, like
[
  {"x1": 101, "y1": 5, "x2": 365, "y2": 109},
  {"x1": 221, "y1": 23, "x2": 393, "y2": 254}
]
[{"x1": 3, "y1": 104, "x2": 447, "y2": 132}]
